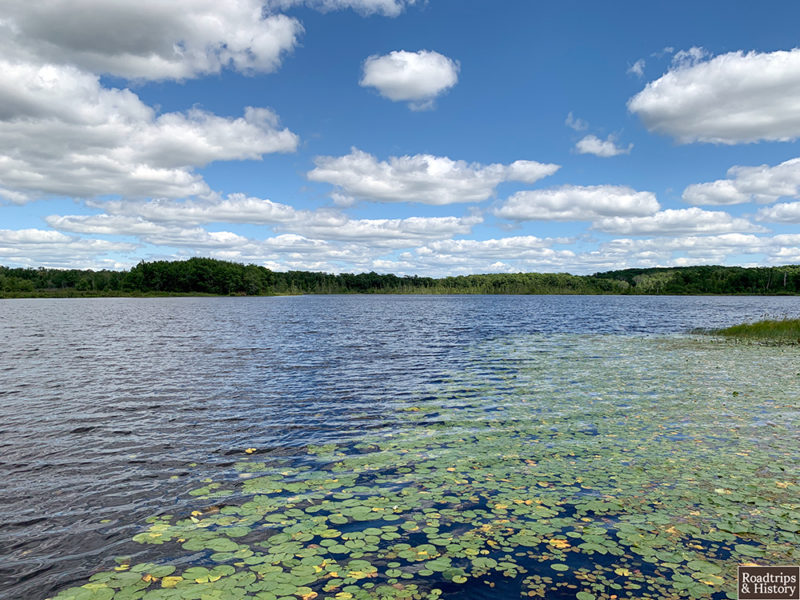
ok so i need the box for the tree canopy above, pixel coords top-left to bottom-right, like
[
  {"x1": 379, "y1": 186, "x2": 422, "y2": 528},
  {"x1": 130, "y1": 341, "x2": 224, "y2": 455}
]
[{"x1": 2, "y1": 258, "x2": 800, "y2": 297}]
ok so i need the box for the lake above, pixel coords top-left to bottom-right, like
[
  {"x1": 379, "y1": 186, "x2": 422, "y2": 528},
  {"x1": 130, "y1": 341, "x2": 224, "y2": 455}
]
[{"x1": 1, "y1": 295, "x2": 799, "y2": 600}]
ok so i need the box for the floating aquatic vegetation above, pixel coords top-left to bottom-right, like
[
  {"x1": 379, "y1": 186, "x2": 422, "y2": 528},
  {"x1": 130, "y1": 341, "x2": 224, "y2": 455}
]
[{"x1": 51, "y1": 334, "x2": 800, "y2": 600}]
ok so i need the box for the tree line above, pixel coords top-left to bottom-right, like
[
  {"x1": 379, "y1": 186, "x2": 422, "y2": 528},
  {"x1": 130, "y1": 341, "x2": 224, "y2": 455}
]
[{"x1": 2, "y1": 258, "x2": 800, "y2": 297}]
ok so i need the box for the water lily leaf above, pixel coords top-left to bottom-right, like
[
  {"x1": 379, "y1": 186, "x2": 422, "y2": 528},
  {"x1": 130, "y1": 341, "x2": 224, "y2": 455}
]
[
  {"x1": 735, "y1": 544, "x2": 765, "y2": 557},
  {"x1": 161, "y1": 576, "x2": 183, "y2": 588}
]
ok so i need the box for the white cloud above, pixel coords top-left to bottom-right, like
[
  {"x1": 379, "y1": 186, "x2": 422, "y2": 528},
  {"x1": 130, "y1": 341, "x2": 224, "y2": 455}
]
[
  {"x1": 46, "y1": 214, "x2": 174, "y2": 236},
  {"x1": 48, "y1": 196, "x2": 484, "y2": 248},
  {"x1": 682, "y1": 180, "x2": 751, "y2": 206},
  {"x1": 421, "y1": 235, "x2": 555, "y2": 253},
  {"x1": 0, "y1": 228, "x2": 77, "y2": 244},
  {"x1": 0, "y1": 228, "x2": 135, "y2": 266},
  {"x1": 0, "y1": 1, "x2": 302, "y2": 81},
  {"x1": 0, "y1": 187, "x2": 30, "y2": 205},
  {"x1": 43, "y1": 213, "x2": 354, "y2": 261},
  {"x1": 87, "y1": 195, "x2": 300, "y2": 225},
  {"x1": 0, "y1": 61, "x2": 298, "y2": 201},
  {"x1": 653, "y1": 46, "x2": 674, "y2": 58},
  {"x1": 565, "y1": 112, "x2": 588, "y2": 131},
  {"x1": 756, "y1": 202, "x2": 800, "y2": 223},
  {"x1": 683, "y1": 157, "x2": 800, "y2": 205},
  {"x1": 768, "y1": 246, "x2": 800, "y2": 263},
  {"x1": 266, "y1": 0, "x2": 418, "y2": 16},
  {"x1": 308, "y1": 148, "x2": 559, "y2": 205},
  {"x1": 140, "y1": 228, "x2": 251, "y2": 249},
  {"x1": 194, "y1": 234, "x2": 379, "y2": 273},
  {"x1": 592, "y1": 207, "x2": 766, "y2": 235},
  {"x1": 418, "y1": 236, "x2": 571, "y2": 260},
  {"x1": 627, "y1": 59, "x2": 646, "y2": 77},
  {"x1": 381, "y1": 232, "x2": 800, "y2": 276},
  {"x1": 12, "y1": 214, "x2": 800, "y2": 275},
  {"x1": 295, "y1": 213, "x2": 483, "y2": 246},
  {"x1": 771, "y1": 233, "x2": 800, "y2": 246},
  {"x1": 767, "y1": 235, "x2": 800, "y2": 263},
  {"x1": 494, "y1": 185, "x2": 659, "y2": 221},
  {"x1": 359, "y1": 50, "x2": 459, "y2": 110},
  {"x1": 43, "y1": 214, "x2": 261, "y2": 250},
  {"x1": 398, "y1": 236, "x2": 578, "y2": 276},
  {"x1": 671, "y1": 46, "x2": 709, "y2": 68},
  {"x1": 604, "y1": 233, "x2": 764, "y2": 259},
  {"x1": 570, "y1": 233, "x2": 770, "y2": 272},
  {"x1": 575, "y1": 134, "x2": 632, "y2": 157},
  {"x1": 629, "y1": 48, "x2": 800, "y2": 144}
]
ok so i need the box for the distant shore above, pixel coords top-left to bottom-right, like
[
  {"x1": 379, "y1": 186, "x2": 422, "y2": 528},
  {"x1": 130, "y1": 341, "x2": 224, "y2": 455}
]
[{"x1": 3, "y1": 257, "x2": 800, "y2": 298}]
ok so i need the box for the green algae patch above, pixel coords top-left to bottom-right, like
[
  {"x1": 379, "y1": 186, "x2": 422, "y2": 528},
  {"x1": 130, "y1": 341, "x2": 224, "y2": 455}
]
[{"x1": 50, "y1": 334, "x2": 800, "y2": 600}]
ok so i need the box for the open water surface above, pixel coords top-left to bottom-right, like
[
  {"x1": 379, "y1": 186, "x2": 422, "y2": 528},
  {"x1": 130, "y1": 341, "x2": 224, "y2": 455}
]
[{"x1": 1, "y1": 294, "x2": 799, "y2": 600}]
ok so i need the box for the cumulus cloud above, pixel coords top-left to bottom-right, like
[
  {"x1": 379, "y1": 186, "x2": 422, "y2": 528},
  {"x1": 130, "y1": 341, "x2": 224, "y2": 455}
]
[
  {"x1": 494, "y1": 185, "x2": 659, "y2": 221},
  {"x1": 20, "y1": 210, "x2": 800, "y2": 275},
  {"x1": 0, "y1": 228, "x2": 135, "y2": 266},
  {"x1": 175, "y1": 233, "x2": 379, "y2": 273},
  {"x1": 683, "y1": 157, "x2": 800, "y2": 205},
  {"x1": 575, "y1": 134, "x2": 632, "y2": 157},
  {"x1": 48, "y1": 195, "x2": 484, "y2": 248},
  {"x1": 0, "y1": 187, "x2": 30, "y2": 205},
  {"x1": 266, "y1": 0, "x2": 418, "y2": 16},
  {"x1": 771, "y1": 233, "x2": 800, "y2": 246},
  {"x1": 0, "y1": 60, "x2": 298, "y2": 200},
  {"x1": 405, "y1": 239, "x2": 577, "y2": 274},
  {"x1": 417, "y1": 236, "x2": 572, "y2": 260},
  {"x1": 682, "y1": 180, "x2": 751, "y2": 206},
  {"x1": 44, "y1": 213, "x2": 268, "y2": 251},
  {"x1": 377, "y1": 232, "x2": 800, "y2": 276},
  {"x1": 46, "y1": 214, "x2": 175, "y2": 236},
  {"x1": 85, "y1": 195, "x2": 300, "y2": 225},
  {"x1": 756, "y1": 202, "x2": 800, "y2": 223},
  {"x1": 359, "y1": 50, "x2": 459, "y2": 110},
  {"x1": 296, "y1": 213, "x2": 483, "y2": 246},
  {"x1": 308, "y1": 148, "x2": 559, "y2": 205},
  {"x1": 603, "y1": 233, "x2": 764, "y2": 260},
  {"x1": 557, "y1": 233, "x2": 773, "y2": 272},
  {"x1": 592, "y1": 207, "x2": 766, "y2": 235},
  {"x1": 629, "y1": 47, "x2": 800, "y2": 144},
  {"x1": 767, "y1": 234, "x2": 800, "y2": 263},
  {"x1": 140, "y1": 229, "x2": 252, "y2": 249},
  {"x1": 387, "y1": 237, "x2": 579, "y2": 276},
  {"x1": 44, "y1": 219, "x2": 375, "y2": 272},
  {"x1": 768, "y1": 246, "x2": 800, "y2": 263},
  {"x1": 0, "y1": 0, "x2": 302, "y2": 80}
]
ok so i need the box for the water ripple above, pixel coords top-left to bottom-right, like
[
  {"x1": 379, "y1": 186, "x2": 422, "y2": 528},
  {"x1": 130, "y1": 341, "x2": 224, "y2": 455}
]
[{"x1": 1, "y1": 294, "x2": 799, "y2": 598}]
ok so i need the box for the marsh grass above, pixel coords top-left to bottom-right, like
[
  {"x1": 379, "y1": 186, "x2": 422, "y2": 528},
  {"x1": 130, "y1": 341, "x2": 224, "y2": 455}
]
[{"x1": 710, "y1": 317, "x2": 800, "y2": 344}]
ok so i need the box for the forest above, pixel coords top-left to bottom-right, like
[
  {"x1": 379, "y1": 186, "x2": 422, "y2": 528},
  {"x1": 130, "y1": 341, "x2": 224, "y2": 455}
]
[{"x1": 2, "y1": 257, "x2": 800, "y2": 297}]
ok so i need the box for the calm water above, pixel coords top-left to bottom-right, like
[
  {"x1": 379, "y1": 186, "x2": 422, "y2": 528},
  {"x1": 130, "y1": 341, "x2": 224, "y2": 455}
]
[{"x1": 1, "y1": 294, "x2": 799, "y2": 599}]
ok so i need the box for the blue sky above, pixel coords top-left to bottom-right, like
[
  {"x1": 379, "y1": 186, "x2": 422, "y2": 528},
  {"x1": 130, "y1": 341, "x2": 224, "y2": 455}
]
[{"x1": 3, "y1": 0, "x2": 800, "y2": 275}]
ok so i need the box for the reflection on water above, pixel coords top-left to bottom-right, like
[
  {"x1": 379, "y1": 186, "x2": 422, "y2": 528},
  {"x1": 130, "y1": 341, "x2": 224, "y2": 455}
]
[{"x1": 1, "y1": 294, "x2": 799, "y2": 599}]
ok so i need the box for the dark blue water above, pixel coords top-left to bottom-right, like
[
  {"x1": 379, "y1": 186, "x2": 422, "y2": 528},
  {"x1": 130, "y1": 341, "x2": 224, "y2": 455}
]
[{"x1": 1, "y1": 294, "x2": 799, "y2": 599}]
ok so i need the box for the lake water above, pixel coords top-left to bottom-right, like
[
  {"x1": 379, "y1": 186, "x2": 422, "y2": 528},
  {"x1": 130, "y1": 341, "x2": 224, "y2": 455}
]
[{"x1": 1, "y1": 295, "x2": 799, "y2": 600}]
